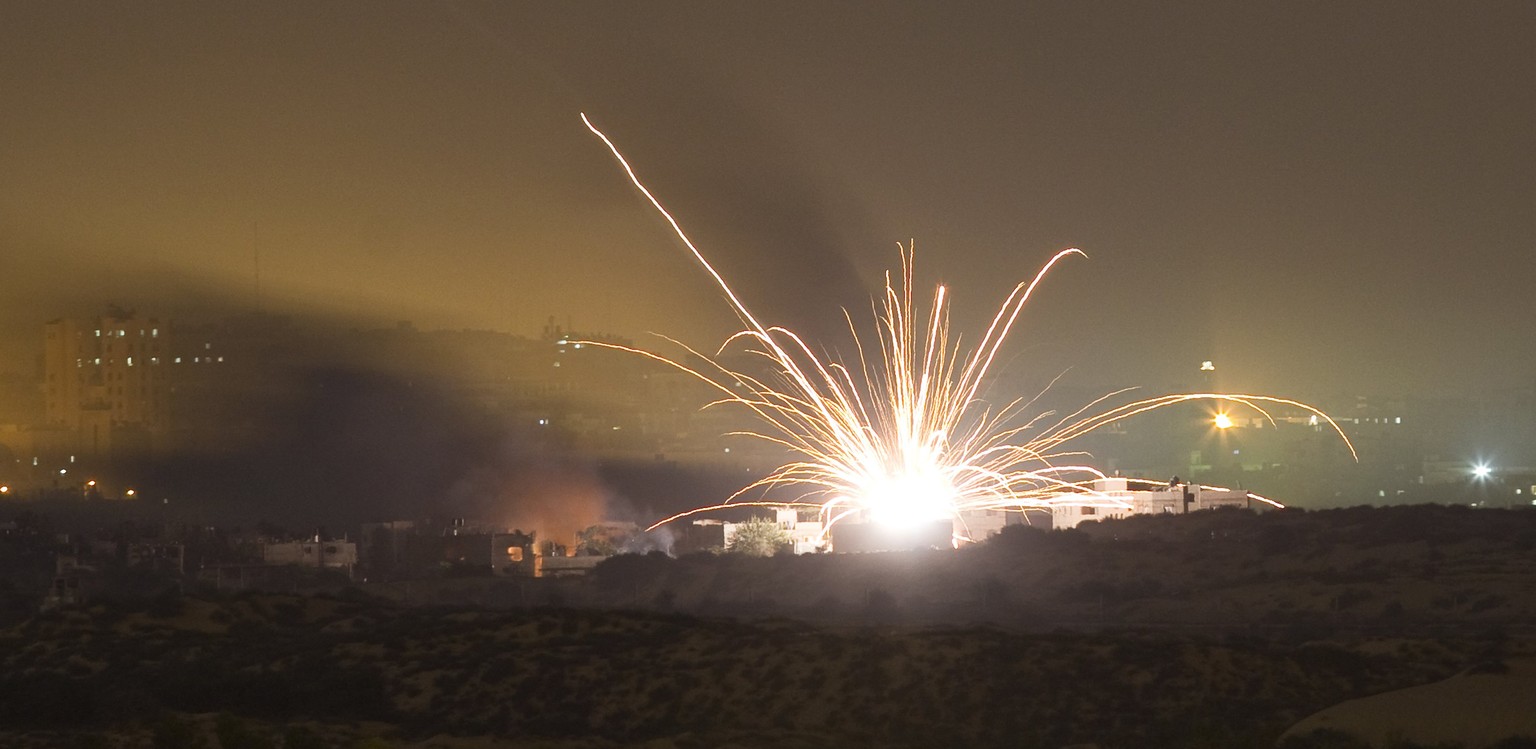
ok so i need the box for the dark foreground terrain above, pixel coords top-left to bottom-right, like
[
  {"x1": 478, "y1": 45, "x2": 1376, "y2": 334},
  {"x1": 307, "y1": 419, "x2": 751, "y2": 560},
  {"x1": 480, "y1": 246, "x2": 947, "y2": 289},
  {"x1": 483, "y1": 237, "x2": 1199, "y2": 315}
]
[
  {"x1": 3, "y1": 505, "x2": 1536, "y2": 748},
  {"x1": 1, "y1": 591, "x2": 1527, "y2": 749}
]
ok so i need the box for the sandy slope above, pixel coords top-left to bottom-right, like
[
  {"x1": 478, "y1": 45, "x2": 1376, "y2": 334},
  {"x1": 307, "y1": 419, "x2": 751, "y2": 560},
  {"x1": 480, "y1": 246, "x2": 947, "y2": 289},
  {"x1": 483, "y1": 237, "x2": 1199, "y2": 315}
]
[{"x1": 1282, "y1": 658, "x2": 1536, "y2": 747}]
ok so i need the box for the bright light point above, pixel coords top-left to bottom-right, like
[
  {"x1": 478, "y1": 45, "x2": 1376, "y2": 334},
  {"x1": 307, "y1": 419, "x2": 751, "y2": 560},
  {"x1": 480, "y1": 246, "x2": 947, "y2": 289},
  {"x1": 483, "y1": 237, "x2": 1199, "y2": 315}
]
[
  {"x1": 862, "y1": 472, "x2": 957, "y2": 528},
  {"x1": 0, "y1": 486, "x2": 9, "y2": 494},
  {"x1": 1200, "y1": 361, "x2": 1215, "y2": 371},
  {"x1": 125, "y1": 489, "x2": 136, "y2": 497},
  {"x1": 86, "y1": 480, "x2": 96, "y2": 487},
  {"x1": 1213, "y1": 413, "x2": 1234, "y2": 429},
  {"x1": 1472, "y1": 464, "x2": 1492, "y2": 479}
]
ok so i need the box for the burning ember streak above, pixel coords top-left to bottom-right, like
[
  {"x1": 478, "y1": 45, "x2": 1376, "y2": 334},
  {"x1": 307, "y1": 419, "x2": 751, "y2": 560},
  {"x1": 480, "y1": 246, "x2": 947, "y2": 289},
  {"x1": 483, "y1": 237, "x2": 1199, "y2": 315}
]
[{"x1": 580, "y1": 113, "x2": 1355, "y2": 541}]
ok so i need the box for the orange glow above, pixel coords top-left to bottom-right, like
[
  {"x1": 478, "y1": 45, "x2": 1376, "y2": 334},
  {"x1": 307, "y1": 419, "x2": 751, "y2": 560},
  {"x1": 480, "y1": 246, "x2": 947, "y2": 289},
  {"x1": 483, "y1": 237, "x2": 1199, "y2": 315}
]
[
  {"x1": 1214, "y1": 413, "x2": 1234, "y2": 429},
  {"x1": 583, "y1": 114, "x2": 1356, "y2": 539}
]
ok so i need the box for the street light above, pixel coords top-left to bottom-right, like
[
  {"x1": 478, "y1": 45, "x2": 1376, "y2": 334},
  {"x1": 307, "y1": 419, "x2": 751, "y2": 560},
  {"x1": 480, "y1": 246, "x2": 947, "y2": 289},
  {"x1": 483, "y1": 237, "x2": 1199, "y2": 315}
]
[
  {"x1": 1213, "y1": 413, "x2": 1234, "y2": 430},
  {"x1": 1472, "y1": 463, "x2": 1492, "y2": 480}
]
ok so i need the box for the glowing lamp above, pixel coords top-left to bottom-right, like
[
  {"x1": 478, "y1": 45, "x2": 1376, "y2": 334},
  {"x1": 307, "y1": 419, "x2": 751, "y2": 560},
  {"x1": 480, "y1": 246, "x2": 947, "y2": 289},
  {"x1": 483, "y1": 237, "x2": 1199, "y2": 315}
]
[
  {"x1": 1472, "y1": 464, "x2": 1492, "y2": 480},
  {"x1": 1213, "y1": 413, "x2": 1234, "y2": 430}
]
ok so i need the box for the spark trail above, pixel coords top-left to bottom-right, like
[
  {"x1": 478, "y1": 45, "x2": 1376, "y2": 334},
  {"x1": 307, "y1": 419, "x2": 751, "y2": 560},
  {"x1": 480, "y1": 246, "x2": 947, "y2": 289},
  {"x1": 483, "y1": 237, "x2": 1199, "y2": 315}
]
[{"x1": 580, "y1": 113, "x2": 1355, "y2": 542}]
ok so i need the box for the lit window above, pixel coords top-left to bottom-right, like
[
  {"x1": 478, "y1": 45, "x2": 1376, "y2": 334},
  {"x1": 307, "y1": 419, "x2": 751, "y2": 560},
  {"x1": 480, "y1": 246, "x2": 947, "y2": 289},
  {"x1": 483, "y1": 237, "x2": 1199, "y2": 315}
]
[
  {"x1": 204, "y1": 343, "x2": 211, "y2": 350},
  {"x1": 95, "y1": 330, "x2": 101, "y2": 337},
  {"x1": 151, "y1": 328, "x2": 158, "y2": 338},
  {"x1": 217, "y1": 356, "x2": 224, "y2": 362},
  {"x1": 1394, "y1": 417, "x2": 1401, "y2": 424},
  {"x1": 174, "y1": 357, "x2": 181, "y2": 364},
  {"x1": 126, "y1": 357, "x2": 134, "y2": 366}
]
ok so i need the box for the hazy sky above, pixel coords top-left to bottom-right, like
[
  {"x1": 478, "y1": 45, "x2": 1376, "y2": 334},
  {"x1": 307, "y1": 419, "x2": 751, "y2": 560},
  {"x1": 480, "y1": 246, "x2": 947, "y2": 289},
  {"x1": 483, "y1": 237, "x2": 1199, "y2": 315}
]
[{"x1": 3, "y1": 2, "x2": 1532, "y2": 399}]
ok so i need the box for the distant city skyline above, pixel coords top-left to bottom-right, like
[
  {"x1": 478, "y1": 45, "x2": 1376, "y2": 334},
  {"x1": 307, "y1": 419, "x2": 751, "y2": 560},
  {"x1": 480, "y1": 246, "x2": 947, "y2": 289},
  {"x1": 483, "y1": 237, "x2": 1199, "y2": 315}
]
[{"x1": 4, "y1": 308, "x2": 1533, "y2": 526}]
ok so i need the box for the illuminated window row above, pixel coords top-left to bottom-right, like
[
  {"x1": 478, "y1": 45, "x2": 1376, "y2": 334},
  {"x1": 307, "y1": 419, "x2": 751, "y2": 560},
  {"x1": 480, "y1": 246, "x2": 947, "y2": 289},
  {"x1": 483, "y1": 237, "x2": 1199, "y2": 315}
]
[{"x1": 93, "y1": 328, "x2": 160, "y2": 338}]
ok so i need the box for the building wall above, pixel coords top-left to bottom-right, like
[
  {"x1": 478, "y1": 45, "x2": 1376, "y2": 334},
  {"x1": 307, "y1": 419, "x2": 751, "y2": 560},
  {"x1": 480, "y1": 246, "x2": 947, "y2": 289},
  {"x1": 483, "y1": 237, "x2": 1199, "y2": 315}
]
[
  {"x1": 1051, "y1": 478, "x2": 1251, "y2": 530},
  {"x1": 262, "y1": 540, "x2": 358, "y2": 568},
  {"x1": 955, "y1": 509, "x2": 1009, "y2": 543},
  {"x1": 41, "y1": 313, "x2": 171, "y2": 454}
]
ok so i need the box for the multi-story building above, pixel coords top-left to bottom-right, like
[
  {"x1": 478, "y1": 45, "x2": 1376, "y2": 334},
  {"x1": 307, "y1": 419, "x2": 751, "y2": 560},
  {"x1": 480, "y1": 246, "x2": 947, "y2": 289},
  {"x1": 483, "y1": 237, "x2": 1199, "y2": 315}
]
[{"x1": 42, "y1": 310, "x2": 171, "y2": 456}]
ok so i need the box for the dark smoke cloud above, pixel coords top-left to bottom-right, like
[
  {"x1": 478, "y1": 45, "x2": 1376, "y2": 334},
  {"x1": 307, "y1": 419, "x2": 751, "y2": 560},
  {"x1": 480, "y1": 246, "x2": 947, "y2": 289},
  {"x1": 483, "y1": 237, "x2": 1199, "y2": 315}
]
[{"x1": 450, "y1": 3, "x2": 879, "y2": 346}]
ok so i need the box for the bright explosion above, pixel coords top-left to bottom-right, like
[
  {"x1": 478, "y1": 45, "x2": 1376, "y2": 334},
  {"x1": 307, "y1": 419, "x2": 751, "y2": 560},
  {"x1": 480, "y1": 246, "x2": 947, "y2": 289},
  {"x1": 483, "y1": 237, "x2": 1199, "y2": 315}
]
[{"x1": 580, "y1": 114, "x2": 1356, "y2": 543}]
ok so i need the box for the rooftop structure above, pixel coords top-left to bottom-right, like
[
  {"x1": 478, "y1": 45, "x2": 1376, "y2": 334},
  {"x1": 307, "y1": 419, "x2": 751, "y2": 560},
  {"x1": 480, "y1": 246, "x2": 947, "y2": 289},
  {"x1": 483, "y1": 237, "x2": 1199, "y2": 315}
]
[{"x1": 1050, "y1": 477, "x2": 1253, "y2": 530}]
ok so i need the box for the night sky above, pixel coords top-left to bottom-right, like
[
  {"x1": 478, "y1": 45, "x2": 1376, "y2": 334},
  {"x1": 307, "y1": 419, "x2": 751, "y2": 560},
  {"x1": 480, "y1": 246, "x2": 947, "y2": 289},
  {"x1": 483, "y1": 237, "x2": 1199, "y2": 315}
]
[{"x1": 3, "y1": 2, "x2": 1533, "y2": 400}]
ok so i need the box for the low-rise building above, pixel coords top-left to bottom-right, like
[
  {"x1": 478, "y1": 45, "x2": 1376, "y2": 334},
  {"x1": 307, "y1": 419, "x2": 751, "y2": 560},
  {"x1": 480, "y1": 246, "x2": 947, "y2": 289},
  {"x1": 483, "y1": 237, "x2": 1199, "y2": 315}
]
[
  {"x1": 1050, "y1": 477, "x2": 1252, "y2": 530},
  {"x1": 262, "y1": 537, "x2": 358, "y2": 575}
]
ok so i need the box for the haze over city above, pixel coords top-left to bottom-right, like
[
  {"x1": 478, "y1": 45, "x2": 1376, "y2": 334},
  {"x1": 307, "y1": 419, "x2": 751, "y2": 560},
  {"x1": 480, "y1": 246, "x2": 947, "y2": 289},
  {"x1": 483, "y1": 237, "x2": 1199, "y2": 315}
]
[{"x1": 4, "y1": 2, "x2": 1533, "y2": 400}]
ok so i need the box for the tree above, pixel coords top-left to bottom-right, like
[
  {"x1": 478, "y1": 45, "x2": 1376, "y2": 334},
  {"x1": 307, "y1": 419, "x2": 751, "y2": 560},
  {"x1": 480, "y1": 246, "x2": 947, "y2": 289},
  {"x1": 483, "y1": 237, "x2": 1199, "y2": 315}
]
[
  {"x1": 726, "y1": 517, "x2": 790, "y2": 557},
  {"x1": 575, "y1": 524, "x2": 618, "y2": 556}
]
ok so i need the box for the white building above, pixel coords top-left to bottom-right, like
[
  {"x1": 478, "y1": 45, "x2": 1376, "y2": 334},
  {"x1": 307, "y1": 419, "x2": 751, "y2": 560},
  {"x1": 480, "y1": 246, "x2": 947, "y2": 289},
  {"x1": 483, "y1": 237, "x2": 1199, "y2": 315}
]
[
  {"x1": 1050, "y1": 477, "x2": 1252, "y2": 530},
  {"x1": 262, "y1": 538, "x2": 358, "y2": 572},
  {"x1": 954, "y1": 508, "x2": 1010, "y2": 543},
  {"x1": 773, "y1": 507, "x2": 826, "y2": 554}
]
